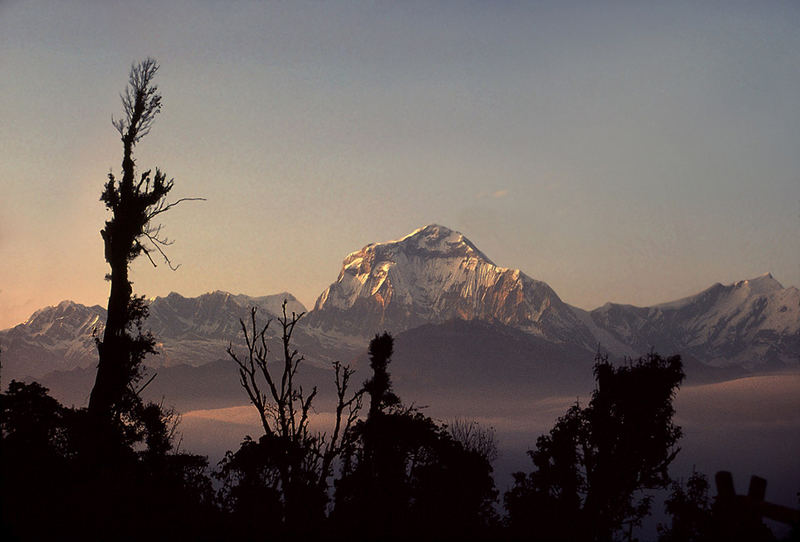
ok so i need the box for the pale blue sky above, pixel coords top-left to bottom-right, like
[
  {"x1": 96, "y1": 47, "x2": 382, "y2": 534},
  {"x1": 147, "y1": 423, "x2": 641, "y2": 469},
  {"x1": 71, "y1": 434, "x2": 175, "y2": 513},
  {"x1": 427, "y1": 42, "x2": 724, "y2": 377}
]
[{"x1": 2, "y1": 1, "x2": 799, "y2": 328}]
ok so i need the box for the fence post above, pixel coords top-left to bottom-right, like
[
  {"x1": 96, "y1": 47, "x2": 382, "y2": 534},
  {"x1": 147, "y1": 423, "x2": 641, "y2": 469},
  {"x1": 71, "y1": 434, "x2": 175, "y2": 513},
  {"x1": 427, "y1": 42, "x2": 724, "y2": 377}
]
[{"x1": 714, "y1": 471, "x2": 800, "y2": 541}]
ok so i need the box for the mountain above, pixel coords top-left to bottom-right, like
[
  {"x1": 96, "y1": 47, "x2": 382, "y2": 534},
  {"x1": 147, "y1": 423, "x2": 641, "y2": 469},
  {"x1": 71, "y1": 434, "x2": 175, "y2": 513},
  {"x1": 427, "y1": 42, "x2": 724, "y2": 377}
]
[
  {"x1": 0, "y1": 300, "x2": 107, "y2": 380},
  {"x1": 306, "y1": 224, "x2": 596, "y2": 348},
  {"x1": 0, "y1": 291, "x2": 306, "y2": 381},
  {"x1": 388, "y1": 319, "x2": 598, "y2": 398},
  {"x1": 585, "y1": 273, "x2": 800, "y2": 369},
  {"x1": 3, "y1": 225, "x2": 798, "y2": 385},
  {"x1": 144, "y1": 291, "x2": 306, "y2": 368},
  {"x1": 307, "y1": 224, "x2": 798, "y2": 370}
]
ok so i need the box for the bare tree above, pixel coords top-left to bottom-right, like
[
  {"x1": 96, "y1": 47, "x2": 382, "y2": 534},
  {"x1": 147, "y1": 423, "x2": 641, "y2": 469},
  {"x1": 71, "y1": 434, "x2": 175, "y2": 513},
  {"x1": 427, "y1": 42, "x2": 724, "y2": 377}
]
[
  {"x1": 226, "y1": 301, "x2": 363, "y2": 522},
  {"x1": 447, "y1": 418, "x2": 499, "y2": 464},
  {"x1": 89, "y1": 58, "x2": 202, "y2": 423}
]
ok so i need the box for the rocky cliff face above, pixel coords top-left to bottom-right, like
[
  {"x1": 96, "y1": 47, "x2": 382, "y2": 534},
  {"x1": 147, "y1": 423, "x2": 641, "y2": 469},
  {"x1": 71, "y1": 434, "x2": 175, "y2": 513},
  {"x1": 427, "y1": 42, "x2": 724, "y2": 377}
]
[{"x1": 305, "y1": 224, "x2": 595, "y2": 347}]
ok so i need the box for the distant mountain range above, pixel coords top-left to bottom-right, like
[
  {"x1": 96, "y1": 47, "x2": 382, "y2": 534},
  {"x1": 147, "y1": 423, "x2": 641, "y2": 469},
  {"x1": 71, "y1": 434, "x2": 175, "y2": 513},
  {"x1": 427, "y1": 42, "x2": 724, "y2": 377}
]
[
  {"x1": 0, "y1": 292, "x2": 306, "y2": 381},
  {"x1": 2, "y1": 225, "x2": 798, "y2": 393},
  {"x1": 581, "y1": 273, "x2": 799, "y2": 368},
  {"x1": 306, "y1": 225, "x2": 799, "y2": 369}
]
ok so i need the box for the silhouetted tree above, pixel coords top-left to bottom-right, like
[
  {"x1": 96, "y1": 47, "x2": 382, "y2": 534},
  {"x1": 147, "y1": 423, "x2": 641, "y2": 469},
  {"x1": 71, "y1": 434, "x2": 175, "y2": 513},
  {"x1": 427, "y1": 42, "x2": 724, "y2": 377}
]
[
  {"x1": 506, "y1": 352, "x2": 684, "y2": 542},
  {"x1": 89, "y1": 58, "x2": 201, "y2": 425},
  {"x1": 0, "y1": 381, "x2": 75, "y2": 540},
  {"x1": 505, "y1": 403, "x2": 586, "y2": 541},
  {"x1": 1, "y1": 379, "x2": 218, "y2": 541},
  {"x1": 221, "y1": 303, "x2": 363, "y2": 531},
  {"x1": 658, "y1": 470, "x2": 713, "y2": 542},
  {"x1": 447, "y1": 418, "x2": 499, "y2": 465},
  {"x1": 1, "y1": 60, "x2": 217, "y2": 542},
  {"x1": 334, "y1": 333, "x2": 499, "y2": 540},
  {"x1": 364, "y1": 331, "x2": 400, "y2": 419}
]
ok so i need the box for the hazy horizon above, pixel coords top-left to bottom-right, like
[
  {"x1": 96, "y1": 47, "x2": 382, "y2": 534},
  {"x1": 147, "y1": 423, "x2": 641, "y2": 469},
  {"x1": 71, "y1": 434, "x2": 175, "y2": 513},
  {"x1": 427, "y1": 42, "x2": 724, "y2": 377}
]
[{"x1": 2, "y1": 1, "x2": 799, "y2": 329}]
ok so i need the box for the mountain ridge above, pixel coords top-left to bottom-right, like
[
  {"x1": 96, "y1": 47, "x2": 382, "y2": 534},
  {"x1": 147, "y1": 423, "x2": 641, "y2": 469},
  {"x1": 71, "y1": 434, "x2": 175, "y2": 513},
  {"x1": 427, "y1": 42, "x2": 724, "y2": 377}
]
[
  {"x1": 0, "y1": 291, "x2": 307, "y2": 380},
  {"x1": 2, "y1": 224, "x2": 798, "y2": 381},
  {"x1": 587, "y1": 271, "x2": 799, "y2": 368}
]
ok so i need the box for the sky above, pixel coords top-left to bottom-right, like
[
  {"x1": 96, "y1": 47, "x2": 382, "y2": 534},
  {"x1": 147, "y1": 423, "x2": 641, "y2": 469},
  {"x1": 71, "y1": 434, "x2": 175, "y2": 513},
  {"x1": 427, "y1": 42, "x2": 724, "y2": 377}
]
[{"x1": 1, "y1": 1, "x2": 799, "y2": 329}]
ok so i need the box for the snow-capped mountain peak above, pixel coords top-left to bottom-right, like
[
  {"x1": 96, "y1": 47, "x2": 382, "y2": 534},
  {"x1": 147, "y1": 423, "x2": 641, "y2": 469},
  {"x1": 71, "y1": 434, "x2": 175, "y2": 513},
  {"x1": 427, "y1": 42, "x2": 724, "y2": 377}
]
[
  {"x1": 307, "y1": 225, "x2": 594, "y2": 345},
  {"x1": 22, "y1": 300, "x2": 106, "y2": 337},
  {"x1": 389, "y1": 224, "x2": 495, "y2": 264},
  {"x1": 732, "y1": 272, "x2": 783, "y2": 295},
  {"x1": 590, "y1": 273, "x2": 799, "y2": 368},
  {"x1": 1, "y1": 292, "x2": 307, "y2": 380}
]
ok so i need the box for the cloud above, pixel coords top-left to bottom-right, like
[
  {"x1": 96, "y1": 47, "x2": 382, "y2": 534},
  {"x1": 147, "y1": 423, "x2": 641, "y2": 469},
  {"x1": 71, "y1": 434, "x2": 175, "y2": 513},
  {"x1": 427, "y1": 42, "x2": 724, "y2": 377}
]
[{"x1": 475, "y1": 189, "x2": 510, "y2": 200}]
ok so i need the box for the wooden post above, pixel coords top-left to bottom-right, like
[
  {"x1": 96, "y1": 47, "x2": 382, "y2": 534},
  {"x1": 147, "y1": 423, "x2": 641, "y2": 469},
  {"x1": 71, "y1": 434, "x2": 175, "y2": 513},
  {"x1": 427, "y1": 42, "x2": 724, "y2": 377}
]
[
  {"x1": 748, "y1": 475, "x2": 766, "y2": 503},
  {"x1": 715, "y1": 471, "x2": 735, "y2": 499},
  {"x1": 715, "y1": 471, "x2": 800, "y2": 527}
]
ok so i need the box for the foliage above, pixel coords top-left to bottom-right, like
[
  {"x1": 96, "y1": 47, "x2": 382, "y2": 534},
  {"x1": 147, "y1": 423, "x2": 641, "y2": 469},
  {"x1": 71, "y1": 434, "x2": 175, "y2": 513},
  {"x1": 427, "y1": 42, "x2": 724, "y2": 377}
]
[
  {"x1": 658, "y1": 470, "x2": 713, "y2": 542},
  {"x1": 334, "y1": 333, "x2": 499, "y2": 540},
  {"x1": 0, "y1": 380, "x2": 216, "y2": 541},
  {"x1": 89, "y1": 58, "x2": 200, "y2": 424},
  {"x1": 364, "y1": 330, "x2": 400, "y2": 418},
  {"x1": 506, "y1": 352, "x2": 685, "y2": 542}
]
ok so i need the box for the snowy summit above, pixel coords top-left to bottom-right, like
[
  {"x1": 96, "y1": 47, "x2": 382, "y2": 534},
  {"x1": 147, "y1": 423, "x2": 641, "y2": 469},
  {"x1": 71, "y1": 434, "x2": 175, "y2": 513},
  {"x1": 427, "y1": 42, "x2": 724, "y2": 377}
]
[{"x1": 307, "y1": 224, "x2": 591, "y2": 343}]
